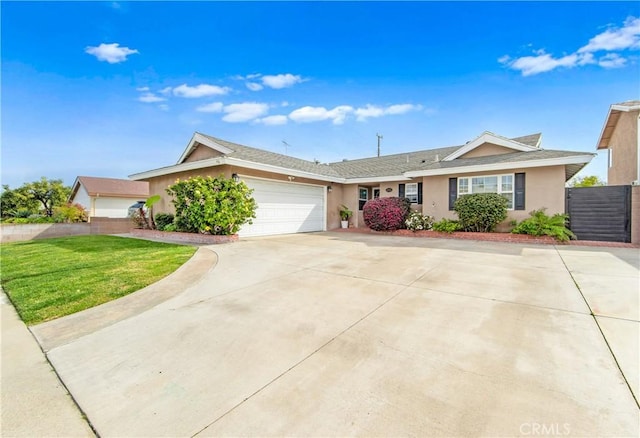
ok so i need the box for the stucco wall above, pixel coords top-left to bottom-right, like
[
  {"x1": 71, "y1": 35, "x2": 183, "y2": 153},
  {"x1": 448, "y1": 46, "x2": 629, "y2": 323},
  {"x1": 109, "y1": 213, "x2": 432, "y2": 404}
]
[
  {"x1": 71, "y1": 185, "x2": 92, "y2": 214},
  {"x1": 184, "y1": 144, "x2": 224, "y2": 162},
  {"x1": 421, "y1": 166, "x2": 567, "y2": 223},
  {"x1": 459, "y1": 143, "x2": 516, "y2": 159},
  {"x1": 0, "y1": 218, "x2": 133, "y2": 243},
  {"x1": 608, "y1": 111, "x2": 639, "y2": 185},
  {"x1": 94, "y1": 197, "x2": 144, "y2": 218}
]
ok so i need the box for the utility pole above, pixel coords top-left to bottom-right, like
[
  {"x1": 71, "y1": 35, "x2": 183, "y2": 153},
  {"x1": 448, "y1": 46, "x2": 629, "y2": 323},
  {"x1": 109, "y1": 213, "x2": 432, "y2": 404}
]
[
  {"x1": 376, "y1": 133, "x2": 383, "y2": 157},
  {"x1": 282, "y1": 140, "x2": 292, "y2": 155}
]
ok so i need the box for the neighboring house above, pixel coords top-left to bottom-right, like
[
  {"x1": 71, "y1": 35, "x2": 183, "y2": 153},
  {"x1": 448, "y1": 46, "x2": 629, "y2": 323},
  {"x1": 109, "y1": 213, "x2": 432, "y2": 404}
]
[
  {"x1": 596, "y1": 100, "x2": 640, "y2": 185},
  {"x1": 130, "y1": 131, "x2": 594, "y2": 237},
  {"x1": 69, "y1": 176, "x2": 149, "y2": 219}
]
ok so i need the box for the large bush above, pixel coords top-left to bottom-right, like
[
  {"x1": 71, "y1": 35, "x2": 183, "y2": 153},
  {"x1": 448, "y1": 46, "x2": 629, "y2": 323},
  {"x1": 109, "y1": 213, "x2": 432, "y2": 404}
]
[
  {"x1": 454, "y1": 193, "x2": 508, "y2": 232},
  {"x1": 166, "y1": 175, "x2": 257, "y2": 235},
  {"x1": 512, "y1": 208, "x2": 576, "y2": 242},
  {"x1": 363, "y1": 197, "x2": 411, "y2": 231}
]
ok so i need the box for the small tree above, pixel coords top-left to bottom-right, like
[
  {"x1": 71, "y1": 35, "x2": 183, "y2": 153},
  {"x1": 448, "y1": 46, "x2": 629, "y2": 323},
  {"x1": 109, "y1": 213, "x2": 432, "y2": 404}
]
[
  {"x1": 23, "y1": 177, "x2": 71, "y2": 217},
  {"x1": 1, "y1": 184, "x2": 38, "y2": 218},
  {"x1": 567, "y1": 175, "x2": 606, "y2": 187},
  {"x1": 454, "y1": 193, "x2": 508, "y2": 232},
  {"x1": 53, "y1": 203, "x2": 88, "y2": 223},
  {"x1": 166, "y1": 175, "x2": 257, "y2": 235}
]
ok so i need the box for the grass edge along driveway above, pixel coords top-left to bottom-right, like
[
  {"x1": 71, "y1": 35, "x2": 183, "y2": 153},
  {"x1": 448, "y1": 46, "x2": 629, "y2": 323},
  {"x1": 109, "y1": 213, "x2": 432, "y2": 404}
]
[{"x1": 0, "y1": 235, "x2": 196, "y2": 325}]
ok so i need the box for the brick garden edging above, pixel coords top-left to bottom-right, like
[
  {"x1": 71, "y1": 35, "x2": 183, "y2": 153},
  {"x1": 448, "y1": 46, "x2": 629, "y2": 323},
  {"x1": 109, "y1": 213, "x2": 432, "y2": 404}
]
[
  {"x1": 332, "y1": 227, "x2": 639, "y2": 248},
  {"x1": 131, "y1": 229, "x2": 238, "y2": 245}
]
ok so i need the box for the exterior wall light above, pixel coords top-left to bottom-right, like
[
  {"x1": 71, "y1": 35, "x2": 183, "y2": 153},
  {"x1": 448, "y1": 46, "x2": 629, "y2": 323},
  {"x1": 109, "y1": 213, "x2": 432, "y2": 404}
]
[{"x1": 232, "y1": 173, "x2": 240, "y2": 182}]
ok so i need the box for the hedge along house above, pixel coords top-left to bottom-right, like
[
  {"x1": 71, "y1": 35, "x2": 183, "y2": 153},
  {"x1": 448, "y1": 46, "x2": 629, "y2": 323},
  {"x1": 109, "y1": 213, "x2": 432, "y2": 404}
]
[{"x1": 130, "y1": 131, "x2": 594, "y2": 237}]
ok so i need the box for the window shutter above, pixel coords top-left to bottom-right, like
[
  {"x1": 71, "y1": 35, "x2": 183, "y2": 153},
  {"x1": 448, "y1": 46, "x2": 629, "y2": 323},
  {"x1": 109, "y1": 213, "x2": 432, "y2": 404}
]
[
  {"x1": 514, "y1": 173, "x2": 526, "y2": 210},
  {"x1": 398, "y1": 184, "x2": 405, "y2": 198},
  {"x1": 448, "y1": 178, "x2": 457, "y2": 210},
  {"x1": 417, "y1": 182, "x2": 423, "y2": 204}
]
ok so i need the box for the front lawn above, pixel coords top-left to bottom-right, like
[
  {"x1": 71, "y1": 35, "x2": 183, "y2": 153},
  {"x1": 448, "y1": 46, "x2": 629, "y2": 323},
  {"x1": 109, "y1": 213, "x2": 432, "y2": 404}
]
[{"x1": 0, "y1": 235, "x2": 196, "y2": 325}]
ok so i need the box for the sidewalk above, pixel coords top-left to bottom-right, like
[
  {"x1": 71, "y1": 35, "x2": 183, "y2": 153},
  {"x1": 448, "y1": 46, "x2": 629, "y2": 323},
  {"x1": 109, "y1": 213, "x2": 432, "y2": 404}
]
[{"x1": 1, "y1": 291, "x2": 94, "y2": 437}]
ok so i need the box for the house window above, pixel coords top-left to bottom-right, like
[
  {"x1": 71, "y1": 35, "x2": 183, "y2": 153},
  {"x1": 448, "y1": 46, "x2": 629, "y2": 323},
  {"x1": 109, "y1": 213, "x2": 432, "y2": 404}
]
[
  {"x1": 359, "y1": 187, "x2": 368, "y2": 210},
  {"x1": 458, "y1": 174, "x2": 514, "y2": 209},
  {"x1": 405, "y1": 183, "x2": 419, "y2": 203}
]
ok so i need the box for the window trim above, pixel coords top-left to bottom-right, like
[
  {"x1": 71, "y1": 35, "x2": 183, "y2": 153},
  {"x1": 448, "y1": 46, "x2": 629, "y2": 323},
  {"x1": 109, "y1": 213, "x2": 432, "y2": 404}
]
[
  {"x1": 405, "y1": 183, "x2": 419, "y2": 203},
  {"x1": 457, "y1": 173, "x2": 515, "y2": 210},
  {"x1": 358, "y1": 187, "x2": 369, "y2": 211}
]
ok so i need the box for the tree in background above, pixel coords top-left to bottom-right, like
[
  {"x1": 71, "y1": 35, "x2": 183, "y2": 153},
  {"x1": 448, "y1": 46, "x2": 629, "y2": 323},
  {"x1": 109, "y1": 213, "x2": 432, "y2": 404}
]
[
  {"x1": 568, "y1": 175, "x2": 606, "y2": 187},
  {"x1": 1, "y1": 178, "x2": 70, "y2": 218},
  {"x1": 23, "y1": 177, "x2": 71, "y2": 217}
]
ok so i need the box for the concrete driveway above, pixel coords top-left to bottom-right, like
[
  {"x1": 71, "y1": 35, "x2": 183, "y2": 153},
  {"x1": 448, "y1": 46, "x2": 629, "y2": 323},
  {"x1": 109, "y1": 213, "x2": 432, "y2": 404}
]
[{"x1": 32, "y1": 232, "x2": 639, "y2": 437}]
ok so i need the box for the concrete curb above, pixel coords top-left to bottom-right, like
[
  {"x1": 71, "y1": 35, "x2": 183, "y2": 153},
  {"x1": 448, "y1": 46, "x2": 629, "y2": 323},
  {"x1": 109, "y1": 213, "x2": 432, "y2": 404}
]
[{"x1": 31, "y1": 246, "x2": 218, "y2": 352}]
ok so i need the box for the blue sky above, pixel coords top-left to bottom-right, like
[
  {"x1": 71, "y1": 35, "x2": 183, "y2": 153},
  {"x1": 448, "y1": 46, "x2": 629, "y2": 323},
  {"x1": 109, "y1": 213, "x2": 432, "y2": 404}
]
[{"x1": 2, "y1": 1, "x2": 639, "y2": 188}]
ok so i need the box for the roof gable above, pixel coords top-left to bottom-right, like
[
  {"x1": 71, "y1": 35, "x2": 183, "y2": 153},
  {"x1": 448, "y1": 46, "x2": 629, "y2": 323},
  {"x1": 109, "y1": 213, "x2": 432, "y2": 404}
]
[
  {"x1": 177, "y1": 132, "x2": 234, "y2": 164},
  {"x1": 597, "y1": 100, "x2": 640, "y2": 150},
  {"x1": 442, "y1": 132, "x2": 539, "y2": 161}
]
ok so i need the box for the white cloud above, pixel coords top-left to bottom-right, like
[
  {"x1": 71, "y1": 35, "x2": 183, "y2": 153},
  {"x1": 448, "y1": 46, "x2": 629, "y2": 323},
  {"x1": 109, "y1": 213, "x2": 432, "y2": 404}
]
[
  {"x1": 172, "y1": 83, "x2": 231, "y2": 98},
  {"x1": 257, "y1": 115, "x2": 288, "y2": 126},
  {"x1": 138, "y1": 92, "x2": 166, "y2": 103},
  {"x1": 501, "y1": 16, "x2": 639, "y2": 76},
  {"x1": 136, "y1": 86, "x2": 150, "y2": 92},
  {"x1": 222, "y1": 102, "x2": 269, "y2": 123},
  {"x1": 599, "y1": 53, "x2": 627, "y2": 68},
  {"x1": 159, "y1": 86, "x2": 173, "y2": 95},
  {"x1": 85, "y1": 43, "x2": 138, "y2": 64},
  {"x1": 355, "y1": 103, "x2": 423, "y2": 121},
  {"x1": 289, "y1": 105, "x2": 354, "y2": 125},
  {"x1": 354, "y1": 105, "x2": 385, "y2": 121},
  {"x1": 579, "y1": 17, "x2": 640, "y2": 53},
  {"x1": 501, "y1": 51, "x2": 580, "y2": 76},
  {"x1": 246, "y1": 82, "x2": 264, "y2": 91},
  {"x1": 261, "y1": 73, "x2": 304, "y2": 89},
  {"x1": 196, "y1": 102, "x2": 224, "y2": 113}
]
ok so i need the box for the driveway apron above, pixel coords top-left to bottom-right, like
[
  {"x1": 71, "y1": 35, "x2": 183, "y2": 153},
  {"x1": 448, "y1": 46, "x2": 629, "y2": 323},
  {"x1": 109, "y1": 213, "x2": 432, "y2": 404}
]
[{"x1": 32, "y1": 233, "x2": 639, "y2": 437}]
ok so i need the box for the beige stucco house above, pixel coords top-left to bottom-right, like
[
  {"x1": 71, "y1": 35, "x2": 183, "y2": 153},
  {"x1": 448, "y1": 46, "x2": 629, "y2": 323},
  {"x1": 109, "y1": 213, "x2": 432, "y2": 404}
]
[
  {"x1": 596, "y1": 100, "x2": 640, "y2": 186},
  {"x1": 69, "y1": 176, "x2": 149, "y2": 219},
  {"x1": 130, "y1": 131, "x2": 594, "y2": 237}
]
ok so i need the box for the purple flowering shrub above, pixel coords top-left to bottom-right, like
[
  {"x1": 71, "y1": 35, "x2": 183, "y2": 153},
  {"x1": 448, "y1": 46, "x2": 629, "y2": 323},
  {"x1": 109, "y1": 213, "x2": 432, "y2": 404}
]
[{"x1": 363, "y1": 197, "x2": 412, "y2": 231}]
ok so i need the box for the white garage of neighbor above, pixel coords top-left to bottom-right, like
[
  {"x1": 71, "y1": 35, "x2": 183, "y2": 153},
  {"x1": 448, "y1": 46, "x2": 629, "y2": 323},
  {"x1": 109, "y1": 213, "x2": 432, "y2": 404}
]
[{"x1": 239, "y1": 177, "x2": 326, "y2": 237}]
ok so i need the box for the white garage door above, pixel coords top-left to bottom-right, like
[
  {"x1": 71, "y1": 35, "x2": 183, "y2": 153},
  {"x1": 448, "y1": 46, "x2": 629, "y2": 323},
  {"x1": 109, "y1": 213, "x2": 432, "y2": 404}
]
[{"x1": 239, "y1": 177, "x2": 326, "y2": 237}]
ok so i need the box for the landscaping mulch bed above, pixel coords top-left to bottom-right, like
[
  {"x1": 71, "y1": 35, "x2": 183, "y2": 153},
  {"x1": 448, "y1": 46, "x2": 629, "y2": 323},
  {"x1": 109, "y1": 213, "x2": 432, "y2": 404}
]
[{"x1": 332, "y1": 227, "x2": 639, "y2": 248}]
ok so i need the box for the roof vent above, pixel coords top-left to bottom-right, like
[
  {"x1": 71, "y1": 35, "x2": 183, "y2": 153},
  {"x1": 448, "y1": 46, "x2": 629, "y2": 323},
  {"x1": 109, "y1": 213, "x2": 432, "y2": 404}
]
[
  {"x1": 342, "y1": 158, "x2": 348, "y2": 162},
  {"x1": 434, "y1": 154, "x2": 440, "y2": 162},
  {"x1": 314, "y1": 159, "x2": 320, "y2": 164}
]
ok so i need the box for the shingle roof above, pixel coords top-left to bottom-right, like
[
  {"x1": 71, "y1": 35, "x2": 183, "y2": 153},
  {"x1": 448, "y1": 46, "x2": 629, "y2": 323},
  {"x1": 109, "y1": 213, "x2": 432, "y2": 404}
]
[
  {"x1": 132, "y1": 131, "x2": 591, "y2": 182},
  {"x1": 328, "y1": 146, "x2": 461, "y2": 178},
  {"x1": 199, "y1": 133, "x2": 342, "y2": 178},
  {"x1": 76, "y1": 176, "x2": 149, "y2": 198},
  {"x1": 511, "y1": 133, "x2": 541, "y2": 147}
]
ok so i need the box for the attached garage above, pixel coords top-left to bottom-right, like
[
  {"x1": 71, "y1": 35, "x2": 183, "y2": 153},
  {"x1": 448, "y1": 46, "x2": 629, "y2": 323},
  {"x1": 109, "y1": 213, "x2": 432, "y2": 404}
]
[{"x1": 239, "y1": 177, "x2": 326, "y2": 237}]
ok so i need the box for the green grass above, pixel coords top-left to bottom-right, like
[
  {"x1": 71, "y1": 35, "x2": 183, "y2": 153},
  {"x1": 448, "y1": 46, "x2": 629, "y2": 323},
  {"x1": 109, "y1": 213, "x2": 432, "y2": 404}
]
[{"x1": 0, "y1": 235, "x2": 197, "y2": 325}]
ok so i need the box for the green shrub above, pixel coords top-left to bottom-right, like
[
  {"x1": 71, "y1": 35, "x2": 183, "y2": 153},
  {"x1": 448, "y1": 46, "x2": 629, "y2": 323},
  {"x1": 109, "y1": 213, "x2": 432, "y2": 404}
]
[
  {"x1": 166, "y1": 175, "x2": 257, "y2": 235},
  {"x1": 154, "y1": 213, "x2": 175, "y2": 231},
  {"x1": 432, "y1": 218, "x2": 460, "y2": 233},
  {"x1": 405, "y1": 210, "x2": 434, "y2": 231},
  {"x1": 512, "y1": 208, "x2": 576, "y2": 242},
  {"x1": 454, "y1": 193, "x2": 508, "y2": 232},
  {"x1": 53, "y1": 203, "x2": 87, "y2": 223}
]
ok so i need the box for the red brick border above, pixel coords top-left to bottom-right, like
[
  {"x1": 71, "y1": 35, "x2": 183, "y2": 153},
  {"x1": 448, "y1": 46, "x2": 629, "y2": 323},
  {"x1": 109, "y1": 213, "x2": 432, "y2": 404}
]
[
  {"x1": 131, "y1": 229, "x2": 238, "y2": 245},
  {"x1": 331, "y1": 227, "x2": 639, "y2": 248}
]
